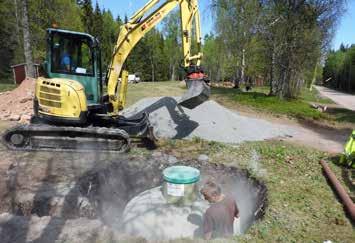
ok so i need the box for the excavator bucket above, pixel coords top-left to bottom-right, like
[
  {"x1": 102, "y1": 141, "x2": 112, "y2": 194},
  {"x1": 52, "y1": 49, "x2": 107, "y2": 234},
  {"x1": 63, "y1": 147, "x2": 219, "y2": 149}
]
[{"x1": 178, "y1": 80, "x2": 210, "y2": 109}]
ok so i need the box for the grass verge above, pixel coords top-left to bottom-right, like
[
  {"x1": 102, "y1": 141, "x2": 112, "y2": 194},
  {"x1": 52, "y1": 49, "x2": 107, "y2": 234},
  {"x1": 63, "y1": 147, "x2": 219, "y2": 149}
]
[
  {"x1": 0, "y1": 83, "x2": 16, "y2": 92},
  {"x1": 148, "y1": 139, "x2": 355, "y2": 243},
  {"x1": 211, "y1": 86, "x2": 355, "y2": 124}
]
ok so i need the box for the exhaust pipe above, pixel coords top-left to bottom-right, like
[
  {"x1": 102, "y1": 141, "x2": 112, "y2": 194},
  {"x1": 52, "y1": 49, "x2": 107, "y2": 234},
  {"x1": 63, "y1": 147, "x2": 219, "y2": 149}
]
[{"x1": 320, "y1": 160, "x2": 355, "y2": 221}]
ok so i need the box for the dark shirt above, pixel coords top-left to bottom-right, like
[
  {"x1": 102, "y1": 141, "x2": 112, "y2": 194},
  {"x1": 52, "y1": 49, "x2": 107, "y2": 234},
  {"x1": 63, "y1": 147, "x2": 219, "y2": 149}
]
[{"x1": 203, "y1": 195, "x2": 239, "y2": 239}]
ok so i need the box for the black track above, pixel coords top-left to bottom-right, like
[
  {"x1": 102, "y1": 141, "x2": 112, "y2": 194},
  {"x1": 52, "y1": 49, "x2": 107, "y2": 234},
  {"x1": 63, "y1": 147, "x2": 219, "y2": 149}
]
[{"x1": 2, "y1": 124, "x2": 131, "y2": 153}]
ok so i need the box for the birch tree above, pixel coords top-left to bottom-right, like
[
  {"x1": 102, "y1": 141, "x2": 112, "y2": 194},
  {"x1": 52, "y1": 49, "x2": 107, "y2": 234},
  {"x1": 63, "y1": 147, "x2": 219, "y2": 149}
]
[{"x1": 22, "y1": 0, "x2": 35, "y2": 77}]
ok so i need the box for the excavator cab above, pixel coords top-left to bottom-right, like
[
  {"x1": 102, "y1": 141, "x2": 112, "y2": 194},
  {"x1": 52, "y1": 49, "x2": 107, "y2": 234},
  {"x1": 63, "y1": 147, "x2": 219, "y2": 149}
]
[{"x1": 43, "y1": 28, "x2": 102, "y2": 105}]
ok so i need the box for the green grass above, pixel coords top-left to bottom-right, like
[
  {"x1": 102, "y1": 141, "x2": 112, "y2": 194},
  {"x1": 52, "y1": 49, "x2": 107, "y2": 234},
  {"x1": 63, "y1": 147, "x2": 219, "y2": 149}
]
[
  {"x1": 0, "y1": 83, "x2": 16, "y2": 92},
  {"x1": 211, "y1": 87, "x2": 326, "y2": 120},
  {"x1": 300, "y1": 87, "x2": 334, "y2": 104},
  {"x1": 211, "y1": 85, "x2": 355, "y2": 124},
  {"x1": 126, "y1": 81, "x2": 185, "y2": 106},
  {"x1": 152, "y1": 139, "x2": 355, "y2": 243}
]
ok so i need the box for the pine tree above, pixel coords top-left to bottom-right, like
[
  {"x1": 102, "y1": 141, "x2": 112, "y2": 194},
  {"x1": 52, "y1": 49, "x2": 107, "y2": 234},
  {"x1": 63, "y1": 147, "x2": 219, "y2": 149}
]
[
  {"x1": 0, "y1": 0, "x2": 19, "y2": 81},
  {"x1": 79, "y1": 0, "x2": 94, "y2": 34},
  {"x1": 92, "y1": 1, "x2": 104, "y2": 38},
  {"x1": 101, "y1": 10, "x2": 121, "y2": 70}
]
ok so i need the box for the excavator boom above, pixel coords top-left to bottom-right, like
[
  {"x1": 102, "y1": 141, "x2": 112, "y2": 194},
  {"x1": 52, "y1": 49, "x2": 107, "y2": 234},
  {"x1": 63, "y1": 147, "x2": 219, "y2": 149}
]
[{"x1": 106, "y1": 0, "x2": 210, "y2": 112}]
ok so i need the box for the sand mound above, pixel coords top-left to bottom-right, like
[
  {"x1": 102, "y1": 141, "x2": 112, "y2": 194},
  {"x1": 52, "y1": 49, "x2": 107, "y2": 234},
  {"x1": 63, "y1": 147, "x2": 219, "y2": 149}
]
[
  {"x1": 123, "y1": 97, "x2": 296, "y2": 144},
  {"x1": 0, "y1": 78, "x2": 35, "y2": 123}
]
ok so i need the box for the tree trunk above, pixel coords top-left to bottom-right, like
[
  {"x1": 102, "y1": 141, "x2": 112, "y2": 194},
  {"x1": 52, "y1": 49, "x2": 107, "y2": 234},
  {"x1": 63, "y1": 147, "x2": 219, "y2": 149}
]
[
  {"x1": 241, "y1": 48, "x2": 246, "y2": 84},
  {"x1": 14, "y1": 0, "x2": 21, "y2": 45},
  {"x1": 309, "y1": 61, "x2": 319, "y2": 91},
  {"x1": 22, "y1": 0, "x2": 35, "y2": 78},
  {"x1": 150, "y1": 56, "x2": 155, "y2": 82},
  {"x1": 171, "y1": 63, "x2": 175, "y2": 81},
  {"x1": 269, "y1": 47, "x2": 276, "y2": 96}
]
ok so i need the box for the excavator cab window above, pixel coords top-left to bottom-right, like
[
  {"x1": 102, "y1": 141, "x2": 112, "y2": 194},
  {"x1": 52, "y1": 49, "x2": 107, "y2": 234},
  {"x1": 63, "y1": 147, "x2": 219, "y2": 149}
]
[{"x1": 51, "y1": 33, "x2": 95, "y2": 77}]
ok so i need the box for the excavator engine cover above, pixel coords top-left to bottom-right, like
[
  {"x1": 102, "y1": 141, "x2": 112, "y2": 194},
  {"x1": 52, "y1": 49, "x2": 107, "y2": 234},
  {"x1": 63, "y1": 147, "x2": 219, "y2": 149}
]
[{"x1": 179, "y1": 80, "x2": 210, "y2": 109}]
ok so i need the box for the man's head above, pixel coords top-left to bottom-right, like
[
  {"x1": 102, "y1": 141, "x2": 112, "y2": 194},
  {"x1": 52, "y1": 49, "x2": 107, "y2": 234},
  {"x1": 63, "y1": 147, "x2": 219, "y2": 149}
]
[{"x1": 200, "y1": 180, "x2": 222, "y2": 203}]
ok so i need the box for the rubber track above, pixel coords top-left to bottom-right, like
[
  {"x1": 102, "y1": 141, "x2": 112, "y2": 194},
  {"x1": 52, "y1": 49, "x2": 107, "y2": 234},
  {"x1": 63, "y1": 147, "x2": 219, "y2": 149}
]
[{"x1": 2, "y1": 124, "x2": 130, "y2": 153}]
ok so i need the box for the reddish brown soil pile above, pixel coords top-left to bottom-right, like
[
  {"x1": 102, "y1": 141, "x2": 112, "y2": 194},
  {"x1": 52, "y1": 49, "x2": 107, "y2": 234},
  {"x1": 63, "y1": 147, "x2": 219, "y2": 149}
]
[{"x1": 0, "y1": 78, "x2": 35, "y2": 123}]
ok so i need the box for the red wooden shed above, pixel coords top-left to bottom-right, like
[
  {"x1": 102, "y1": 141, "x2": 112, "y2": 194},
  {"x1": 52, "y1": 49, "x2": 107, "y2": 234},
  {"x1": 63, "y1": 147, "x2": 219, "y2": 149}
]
[{"x1": 11, "y1": 63, "x2": 40, "y2": 84}]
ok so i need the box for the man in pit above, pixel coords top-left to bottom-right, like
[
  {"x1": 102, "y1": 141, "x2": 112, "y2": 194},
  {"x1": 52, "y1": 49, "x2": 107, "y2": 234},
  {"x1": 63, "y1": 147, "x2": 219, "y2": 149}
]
[{"x1": 200, "y1": 181, "x2": 240, "y2": 240}]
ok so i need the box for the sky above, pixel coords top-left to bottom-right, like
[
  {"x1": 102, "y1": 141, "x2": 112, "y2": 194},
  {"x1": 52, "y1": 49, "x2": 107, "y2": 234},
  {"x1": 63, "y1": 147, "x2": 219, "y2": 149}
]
[
  {"x1": 96, "y1": 0, "x2": 214, "y2": 35},
  {"x1": 96, "y1": 0, "x2": 354, "y2": 50},
  {"x1": 332, "y1": 0, "x2": 355, "y2": 50}
]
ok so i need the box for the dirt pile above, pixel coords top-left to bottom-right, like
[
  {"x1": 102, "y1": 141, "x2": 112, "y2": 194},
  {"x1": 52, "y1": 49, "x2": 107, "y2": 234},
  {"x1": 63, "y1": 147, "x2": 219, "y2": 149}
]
[{"x1": 0, "y1": 78, "x2": 35, "y2": 123}]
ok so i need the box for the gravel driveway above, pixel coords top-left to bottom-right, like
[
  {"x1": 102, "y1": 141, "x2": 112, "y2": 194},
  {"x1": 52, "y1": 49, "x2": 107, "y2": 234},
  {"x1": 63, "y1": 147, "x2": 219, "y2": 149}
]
[{"x1": 315, "y1": 86, "x2": 355, "y2": 111}]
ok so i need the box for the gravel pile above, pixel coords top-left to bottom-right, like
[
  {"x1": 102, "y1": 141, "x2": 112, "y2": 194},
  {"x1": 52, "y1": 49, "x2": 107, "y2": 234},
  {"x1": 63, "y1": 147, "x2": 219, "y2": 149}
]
[
  {"x1": 0, "y1": 78, "x2": 34, "y2": 123},
  {"x1": 123, "y1": 97, "x2": 295, "y2": 143}
]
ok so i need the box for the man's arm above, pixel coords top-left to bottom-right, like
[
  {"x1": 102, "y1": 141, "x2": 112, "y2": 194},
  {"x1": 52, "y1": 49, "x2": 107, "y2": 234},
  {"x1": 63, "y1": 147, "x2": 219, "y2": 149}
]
[
  {"x1": 235, "y1": 201, "x2": 240, "y2": 218},
  {"x1": 203, "y1": 211, "x2": 213, "y2": 240}
]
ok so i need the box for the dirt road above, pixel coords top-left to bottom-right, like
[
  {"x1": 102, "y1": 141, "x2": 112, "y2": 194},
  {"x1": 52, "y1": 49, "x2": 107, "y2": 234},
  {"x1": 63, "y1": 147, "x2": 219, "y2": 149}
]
[{"x1": 315, "y1": 86, "x2": 355, "y2": 111}]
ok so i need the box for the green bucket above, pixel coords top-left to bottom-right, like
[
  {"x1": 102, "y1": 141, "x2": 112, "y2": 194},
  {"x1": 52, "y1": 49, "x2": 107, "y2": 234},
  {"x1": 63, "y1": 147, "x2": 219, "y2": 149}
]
[{"x1": 162, "y1": 166, "x2": 200, "y2": 205}]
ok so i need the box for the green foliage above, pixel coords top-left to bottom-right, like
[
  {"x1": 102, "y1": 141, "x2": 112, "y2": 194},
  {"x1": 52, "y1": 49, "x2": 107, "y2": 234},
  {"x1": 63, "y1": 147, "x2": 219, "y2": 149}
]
[
  {"x1": 1, "y1": 0, "x2": 83, "y2": 81},
  {"x1": 324, "y1": 45, "x2": 355, "y2": 92},
  {"x1": 162, "y1": 10, "x2": 183, "y2": 81},
  {"x1": 125, "y1": 30, "x2": 169, "y2": 82},
  {"x1": 78, "y1": 0, "x2": 94, "y2": 34},
  {"x1": 100, "y1": 10, "x2": 121, "y2": 70},
  {"x1": 203, "y1": 34, "x2": 226, "y2": 81},
  {"x1": 210, "y1": 0, "x2": 345, "y2": 99},
  {"x1": 28, "y1": 0, "x2": 83, "y2": 60},
  {"x1": 0, "y1": 0, "x2": 20, "y2": 81}
]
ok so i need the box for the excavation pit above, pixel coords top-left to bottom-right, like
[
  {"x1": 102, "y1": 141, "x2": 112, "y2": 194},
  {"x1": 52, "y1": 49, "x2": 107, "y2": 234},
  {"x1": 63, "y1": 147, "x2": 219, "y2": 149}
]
[
  {"x1": 78, "y1": 159, "x2": 268, "y2": 241},
  {"x1": 0, "y1": 155, "x2": 267, "y2": 242}
]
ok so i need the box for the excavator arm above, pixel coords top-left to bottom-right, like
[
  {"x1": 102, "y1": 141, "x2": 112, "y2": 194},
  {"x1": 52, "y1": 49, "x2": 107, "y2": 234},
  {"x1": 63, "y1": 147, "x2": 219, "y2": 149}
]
[{"x1": 106, "y1": 0, "x2": 209, "y2": 112}]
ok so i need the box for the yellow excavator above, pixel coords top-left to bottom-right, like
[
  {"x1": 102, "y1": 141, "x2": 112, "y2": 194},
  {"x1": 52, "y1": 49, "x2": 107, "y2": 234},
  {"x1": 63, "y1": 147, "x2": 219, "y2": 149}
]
[{"x1": 3, "y1": 0, "x2": 210, "y2": 152}]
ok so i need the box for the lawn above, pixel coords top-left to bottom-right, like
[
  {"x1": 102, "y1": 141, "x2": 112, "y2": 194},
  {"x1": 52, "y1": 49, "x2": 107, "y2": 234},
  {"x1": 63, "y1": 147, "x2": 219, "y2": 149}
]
[
  {"x1": 125, "y1": 81, "x2": 186, "y2": 106},
  {"x1": 140, "y1": 139, "x2": 355, "y2": 243},
  {"x1": 0, "y1": 83, "x2": 16, "y2": 92},
  {"x1": 211, "y1": 85, "x2": 355, "y2": 124},
  {"x1": 212, "y1": 87, "x2": 325, "y2": 120}
]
